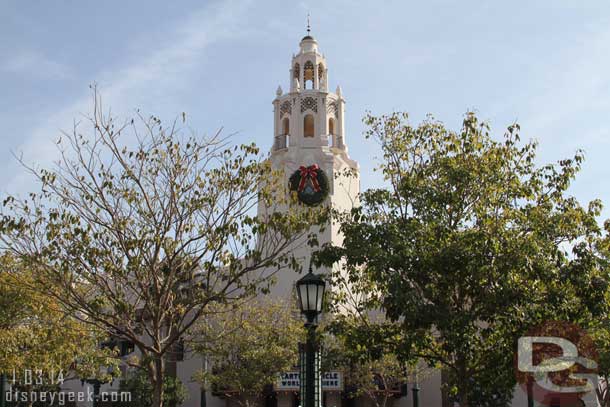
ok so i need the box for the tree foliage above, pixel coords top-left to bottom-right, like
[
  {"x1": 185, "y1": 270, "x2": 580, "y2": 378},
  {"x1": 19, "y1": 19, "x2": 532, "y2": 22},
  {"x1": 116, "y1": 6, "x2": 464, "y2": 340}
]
[
  {"x1": 192, "y1": 298, "x2": 304, "y2": 407},
  {"x1": 317, "y1": 112, "x2": 610, "y2": 406},
  {"x1": 0, "y1": 253, "x2": 119, "y2": 401},
  {"x1": 118, "y1": 367, "x2": 187, "y2": 407},
  {"x1": 0, "y1": 90, "x2": 326, "y2": 407},
  {"x1": 322, "y1": 314, "x2": 413, "y2": 407}
]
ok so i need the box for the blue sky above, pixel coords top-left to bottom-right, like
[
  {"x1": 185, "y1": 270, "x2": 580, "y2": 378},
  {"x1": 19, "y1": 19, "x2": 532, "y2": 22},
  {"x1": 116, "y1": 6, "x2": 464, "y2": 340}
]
[{"x1": 1, "y1": 1, "x2": 610, "y2": 218}]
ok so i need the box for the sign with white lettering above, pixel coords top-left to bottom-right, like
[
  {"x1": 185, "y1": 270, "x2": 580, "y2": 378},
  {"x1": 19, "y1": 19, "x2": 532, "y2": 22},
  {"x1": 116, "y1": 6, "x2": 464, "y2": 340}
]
[
  {"x1": 276, "y1": 372, "x2": 343, "y2": 391},
  {"x1": 321, "y1": 371, "x2": 342, "y2": 390}
]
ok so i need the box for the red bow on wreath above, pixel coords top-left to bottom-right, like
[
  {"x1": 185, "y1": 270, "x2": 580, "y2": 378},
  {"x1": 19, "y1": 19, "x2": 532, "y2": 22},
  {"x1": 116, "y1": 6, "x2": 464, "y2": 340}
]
[{"x1": 298, "y1": 165, "x2": 321, "y2": 192}]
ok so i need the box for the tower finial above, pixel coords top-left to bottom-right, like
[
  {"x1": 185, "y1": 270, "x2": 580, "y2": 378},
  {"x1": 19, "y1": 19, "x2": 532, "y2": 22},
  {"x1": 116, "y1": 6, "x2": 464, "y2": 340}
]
[{"x1": 306, "y1": 13, "x2": 311, "y2": 35}]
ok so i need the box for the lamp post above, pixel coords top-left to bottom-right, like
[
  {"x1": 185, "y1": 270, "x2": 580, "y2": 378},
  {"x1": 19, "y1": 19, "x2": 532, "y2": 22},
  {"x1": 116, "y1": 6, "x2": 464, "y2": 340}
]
[
  {"x1": 0, "y1": 373, "x2": 5, "y2": 407},
  {"x1": 81, "y1": 365, "x2": 114, "y2": 407},
  {"x1": 296, "y1": 263, "x2": 326, "y2": 407},
  {"x1": 526, "y1": 380, "x2": 533, "y2": 407},
  {"x1": 80, "y1": 339, "x2": 120, "y2": 407},
  {"x1": 412, "y1": 371, "x2": 419, "y2": 407}
]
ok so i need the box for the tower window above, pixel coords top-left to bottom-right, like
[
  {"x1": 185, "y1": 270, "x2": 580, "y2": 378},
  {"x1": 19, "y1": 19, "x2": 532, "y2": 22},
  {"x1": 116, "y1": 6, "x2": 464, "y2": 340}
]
[
  {"x1": 304, "y1": 61, "x2": 314, "y2": 89},
  {"x1": 318, "y1": 63, "x2": 325, "y2": 81},
  {"x1": 282, "y1": 117, "x2": 290, "y2": 135},
  {"x1": 328, "y1": 118, "x2": 335, "y2": 136},
  {"x1": 304, "y1": 114, "x2": 315, "y2": 138}
]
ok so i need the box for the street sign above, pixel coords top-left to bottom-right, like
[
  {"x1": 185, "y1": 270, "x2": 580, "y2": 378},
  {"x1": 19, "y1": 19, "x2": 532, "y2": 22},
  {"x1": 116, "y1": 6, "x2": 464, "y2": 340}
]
[{"x1": 276, "y1": 372, "x2": 343, "y2": 391}]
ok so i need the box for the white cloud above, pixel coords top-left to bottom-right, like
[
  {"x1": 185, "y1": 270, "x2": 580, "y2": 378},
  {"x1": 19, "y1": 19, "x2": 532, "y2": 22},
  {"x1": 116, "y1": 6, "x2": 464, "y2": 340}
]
[
  {"x1": 1, "y1": 50, "x2": 72, "y2": 79},
  {"x1": 4, "y1": 0, "x2": 253, "y2": 195}
]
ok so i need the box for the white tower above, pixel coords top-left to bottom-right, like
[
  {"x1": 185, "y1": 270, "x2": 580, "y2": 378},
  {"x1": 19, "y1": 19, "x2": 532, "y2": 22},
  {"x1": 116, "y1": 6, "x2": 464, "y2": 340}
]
[{"x1": 265, "y1": 32, "x2": 360, "y2": 296}]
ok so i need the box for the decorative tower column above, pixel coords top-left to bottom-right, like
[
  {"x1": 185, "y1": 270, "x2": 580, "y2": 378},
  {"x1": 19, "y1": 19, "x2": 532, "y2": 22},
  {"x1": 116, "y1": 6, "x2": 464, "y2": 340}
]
[
  {"x1": 257, "y1": 26, "x2": 361, "y2": 407},
  {"x1": 263, "y1": 29, "x2": 360, "y2": 297},
  {"x1": 271, "y1": 34, "x2": 350, "y2": 153}
]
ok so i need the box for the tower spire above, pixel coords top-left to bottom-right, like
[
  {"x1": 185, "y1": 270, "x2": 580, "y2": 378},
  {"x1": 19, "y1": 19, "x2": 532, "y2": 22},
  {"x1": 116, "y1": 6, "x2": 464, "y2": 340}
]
[{"x1": 306, "y1": 13, "x2": 311, "y2": 35}]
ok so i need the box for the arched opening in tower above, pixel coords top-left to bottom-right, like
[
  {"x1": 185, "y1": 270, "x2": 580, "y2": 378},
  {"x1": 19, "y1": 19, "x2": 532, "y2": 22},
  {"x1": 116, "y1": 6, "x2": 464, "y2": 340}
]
[
  {"x1": 304, "y1": 61, "x2": 314, "y2": 89},
  {"x1": 304, "y1": 114, "x2": 315, "y2": 138}
]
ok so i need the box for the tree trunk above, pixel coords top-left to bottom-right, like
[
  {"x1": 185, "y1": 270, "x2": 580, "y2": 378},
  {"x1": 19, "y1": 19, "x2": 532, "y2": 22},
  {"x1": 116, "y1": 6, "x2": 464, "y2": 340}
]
[
  {"x1": 151, "y1": 356, "x2": 165, "y2": 407},
  {"x1": 25, "y1": 384, "x2": 33, "y2": 407},
  {"x1": 458, "y1": 389, "x2": 469, "y2": 407},
  {"x1": 455, "y1": 354, "x2": 469, "y2": 407},
  {"x1": 441, "y1": 368, "x2": 451, "y2": 407}
]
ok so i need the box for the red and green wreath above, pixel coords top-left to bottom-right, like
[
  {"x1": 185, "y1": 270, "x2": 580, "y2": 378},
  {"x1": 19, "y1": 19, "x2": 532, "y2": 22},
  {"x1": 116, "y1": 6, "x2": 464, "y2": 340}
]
[{"x1": 289, "y1": 164, "x2": 329, "y2": 206}]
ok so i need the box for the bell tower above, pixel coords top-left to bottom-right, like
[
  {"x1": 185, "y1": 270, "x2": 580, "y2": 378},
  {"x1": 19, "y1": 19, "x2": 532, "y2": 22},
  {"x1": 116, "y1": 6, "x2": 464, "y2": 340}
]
[
  {"x1": 265, "y1": 30, "x2": 360, "y2": 293},
  {"x1": 272, "y1": 34, "x2": 349, "y2": 154}
]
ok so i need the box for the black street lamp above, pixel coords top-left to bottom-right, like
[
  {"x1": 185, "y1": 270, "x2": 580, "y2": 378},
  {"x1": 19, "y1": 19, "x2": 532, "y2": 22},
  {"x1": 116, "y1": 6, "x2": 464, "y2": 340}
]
[
  {"x1": 80, "y1": 338, "x2": 124, "y2": 407},
  {"x1": 411, "y1": 373, "x2": 419, "y2": 407},
  {"x1": 296, "y1": 263, "x2": 326, "y2": 407},
  {"x1": 81, "y1": 379, "x2": 104, "y2": 407},
  {"x1": 81, "y1": 365, "x2": 115, "y2": 407},
  {"x1": 0, "y1": 373, "x2": 5, "y2": 407}
]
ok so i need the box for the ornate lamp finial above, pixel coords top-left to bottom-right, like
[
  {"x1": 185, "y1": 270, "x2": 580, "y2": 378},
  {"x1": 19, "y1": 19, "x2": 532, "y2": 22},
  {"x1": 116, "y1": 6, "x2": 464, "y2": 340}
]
[{"x1": 307, "y1": 13, "x2": 311, "y2": 35}]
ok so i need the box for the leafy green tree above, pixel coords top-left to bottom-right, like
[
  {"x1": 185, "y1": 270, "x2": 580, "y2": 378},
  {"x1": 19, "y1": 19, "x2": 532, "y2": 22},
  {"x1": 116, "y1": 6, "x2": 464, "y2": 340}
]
[
  {"x1": 0, "y1": 90, "x2": 325, "y2": 407},
  {"x1": 317, "y1": 112, "x2": 610, "y2": 406},
  {"x1": 322, "y1": 320, "x2": 409, "y2": 407},
  {"x1": 321, "y1": 305, "x2": 433, "y2": 407},
  {"x1": 586, "y1": 228, "x2": 610, "y2": 407},
  {"x1": 192, "y1": 298, "x2": 304, "y2": 407},
  {"x1": 118, "y1": 367, "x2": 187, "y2": 407},
  {"x1": 345, "y1": 354, "x2": 407, "y2": 407},
  {"x1": 0, "y1": 253, "x2": 119, "y2": 407}
]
